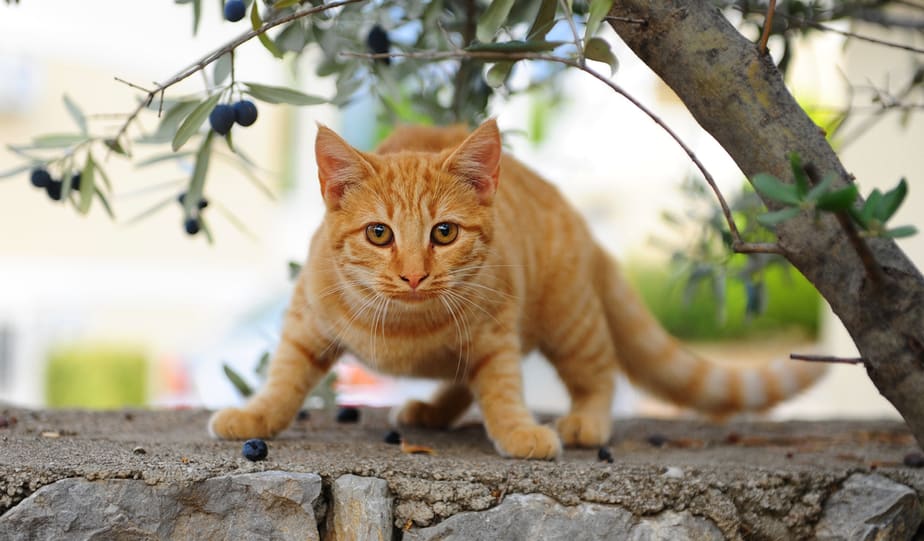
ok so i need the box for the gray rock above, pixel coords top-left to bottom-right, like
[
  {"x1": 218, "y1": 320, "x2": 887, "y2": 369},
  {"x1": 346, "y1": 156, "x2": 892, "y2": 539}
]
[
  {"x1": 815, "y1": 473, "x2": 922, "y2": 541},
  {"x1": 403, "y1": 493, "x2": 722, "y2": 541},
  {"x1": 329, "y1": 474, "x2": 393, "y2": 541},
  {"x1": 629, "y1": 510, "x2": 724, "y2": 540},
  {"x1": 0, "y1": 471, "x2": 322, "y2": 541}
]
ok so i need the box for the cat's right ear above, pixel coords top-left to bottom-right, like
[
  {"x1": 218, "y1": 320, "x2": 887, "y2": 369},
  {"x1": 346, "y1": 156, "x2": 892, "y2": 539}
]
[
  {"x1": 442, "y1": 118, "x2": 501, "y2": 205},
  {"x1": 315, "y1": 125, "x2": 372, "y2": 210}
]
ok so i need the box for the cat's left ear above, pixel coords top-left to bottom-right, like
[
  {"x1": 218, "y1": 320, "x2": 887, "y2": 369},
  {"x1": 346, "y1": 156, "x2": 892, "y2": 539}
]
[
  {"x1": 315, "y1": 124, "x2": 374, "y2": 210},
  {"x1": 443, "y1": 119, "x2": 501, "y2": 205}
]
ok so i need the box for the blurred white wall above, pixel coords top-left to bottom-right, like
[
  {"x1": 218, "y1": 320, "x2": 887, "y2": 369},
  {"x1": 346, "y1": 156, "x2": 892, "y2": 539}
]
[{"x1": 0, "y1": 1, "x2": 337, "y2": 406}]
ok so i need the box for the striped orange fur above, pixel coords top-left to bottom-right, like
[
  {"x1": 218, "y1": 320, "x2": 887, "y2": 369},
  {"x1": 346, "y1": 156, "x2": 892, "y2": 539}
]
[{"x1": 208, "y1": 120, "x2": 825, "y2": 459}]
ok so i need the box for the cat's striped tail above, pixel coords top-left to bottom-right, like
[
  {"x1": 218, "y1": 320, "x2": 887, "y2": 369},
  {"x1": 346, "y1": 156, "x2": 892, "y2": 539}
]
[{"x1": 600, "y1": 256, "x2": 826, "y2": 415}]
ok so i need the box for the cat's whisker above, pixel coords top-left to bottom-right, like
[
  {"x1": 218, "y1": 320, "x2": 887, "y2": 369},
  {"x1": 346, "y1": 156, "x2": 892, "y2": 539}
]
[
  {"x1": 369, "y1": 293, "x2": 390, "y2": 369},
  {"x1": 445, "y1": 282, "x2": 507, "y2": 311},
  {"x1": 451, "y1": 280, "x2": 518, "y2": 302},
  {"x1": 320, "y1": 287, "x2": 383, "y2": 360},
  {"x1": 442, "y1": 288, "x2": 501, "y2": 327},
  {"x1": 439, "y1": 293, "x2": 471, "y2": 383},
  {"x1": 316, "y1": 279, "x2": 367, "y2": 300},
  {"x1": 439, "y1": 295, "x2": 463, "y2": 381},
  {"x1": 438, "y1": 296, "x2": 460, "y2": 380},
  {"x1": 380, "y1": 297, "x2": 391, "y2": 367},
  {"x1": 448, "y1": 263, "x2": 523, "y2": 275},
  {"x1": 452, "y1": 296, "x2": 472, "y2": 384}
]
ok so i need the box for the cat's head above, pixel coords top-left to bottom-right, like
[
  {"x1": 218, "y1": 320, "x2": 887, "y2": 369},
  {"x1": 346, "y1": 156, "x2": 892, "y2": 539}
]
[{"x1": 314, "y1": 119, "x2": 501, "y2": 304}]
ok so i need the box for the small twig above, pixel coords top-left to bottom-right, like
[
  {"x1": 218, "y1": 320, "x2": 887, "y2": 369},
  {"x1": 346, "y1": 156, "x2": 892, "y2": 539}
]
[
  {"x1": 758, "y1": 0, "x2": 776, "y2": 55},
  {"x1": 560, "y1": 0, "x2": 585, "y2": 64},
  {"x1": 782, "y1": 14, "x2": 924, "y2": 55},
  {"x1": 852, "y1": 9, "x2": 924, "y2": 30},
  {"x1": 731, "y1": 241, "x2": 784, "y2": 254},
  {"x1": 157, "y1": 89, "x2": 166, "y2": 118},
  {"x1": 833, "y1": 210, "x2": 885, "y2": 285},
  {"x1": 113, "y1": 77, "x2": 154, "y2": 94},
  {"x1": 838, "y1": 73, "x2": 921, "y2": 150},
  {"x1": 790, "y1": 353, "x2": 865, "y2": 365},
  {"x1": 803, "y1": 163, "x2": 885, "y2": 286},
  {"x1": 344, "y1": 49, "x2": 751, "y2": 251},
  {"x1": 230, "y1": 50, "x2": 238, "y2": 99}
]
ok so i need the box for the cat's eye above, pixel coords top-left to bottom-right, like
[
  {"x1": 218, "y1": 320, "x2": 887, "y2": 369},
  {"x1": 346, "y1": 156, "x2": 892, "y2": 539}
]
[
  {"x1": 431, "y1": 222, "x2": 459, "y2": 245},
  {"x1": 365, "y1": 223, "x2": 394, "y2": 246}
]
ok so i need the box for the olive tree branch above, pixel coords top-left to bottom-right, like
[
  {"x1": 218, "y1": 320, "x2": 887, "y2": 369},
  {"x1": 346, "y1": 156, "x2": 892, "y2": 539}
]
[
  {"x1": 109, "y1": 0, "x2": 367, "y2": 150},
  {"x1": 343, "y1": 48, "x2": 780, "y2": 255}
]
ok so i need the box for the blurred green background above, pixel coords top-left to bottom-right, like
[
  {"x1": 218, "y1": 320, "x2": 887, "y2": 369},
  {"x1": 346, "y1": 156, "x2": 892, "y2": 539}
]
[
  {"x1": 629, "y1": 259, "x2": 820, "y2": 341},
  {"x1": 45, "y1": 344, "x2": 148, "y2": 408}
]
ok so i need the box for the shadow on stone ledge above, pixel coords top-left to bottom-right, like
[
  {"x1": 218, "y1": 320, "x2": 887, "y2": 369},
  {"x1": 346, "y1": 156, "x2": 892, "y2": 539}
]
[{"x1": 1, "y1": 407, "x2": 922, "y2": 540}]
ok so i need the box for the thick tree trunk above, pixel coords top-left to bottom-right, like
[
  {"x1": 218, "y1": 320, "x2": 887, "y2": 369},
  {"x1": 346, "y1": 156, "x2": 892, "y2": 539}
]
[{"x1": 608, "y1": 0, "x2": 924, "y2": 446}]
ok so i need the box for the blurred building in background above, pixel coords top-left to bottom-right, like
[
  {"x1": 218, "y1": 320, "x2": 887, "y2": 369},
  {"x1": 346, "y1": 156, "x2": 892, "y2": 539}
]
[{"x1": 0, "y1": 2, "x2": 920, "y2": 420}]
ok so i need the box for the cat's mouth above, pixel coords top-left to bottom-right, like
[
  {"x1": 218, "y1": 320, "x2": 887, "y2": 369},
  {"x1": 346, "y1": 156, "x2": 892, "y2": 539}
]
[{"x1": 392, "y1": 290, "x2": 437, "y2": 303}]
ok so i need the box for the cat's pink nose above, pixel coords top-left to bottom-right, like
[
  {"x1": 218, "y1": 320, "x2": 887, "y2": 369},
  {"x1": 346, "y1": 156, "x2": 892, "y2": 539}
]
[{"x1": 400, "y1": 273, "x2": 429, "y2": 289}]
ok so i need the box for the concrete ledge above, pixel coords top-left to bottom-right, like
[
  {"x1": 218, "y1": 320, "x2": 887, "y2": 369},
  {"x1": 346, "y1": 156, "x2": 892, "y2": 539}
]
[{"x1": 1, "y1": 407, "x2": 922, "y2": 540}]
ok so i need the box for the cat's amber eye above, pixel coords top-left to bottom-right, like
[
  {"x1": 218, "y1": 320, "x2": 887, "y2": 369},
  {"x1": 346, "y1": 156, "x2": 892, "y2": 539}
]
[
  {"x1": 365, "y1": 223, "x2": 394, "y2": 246},
  {"x1": 431, "y1": 222, "x2": 459, "y2": 245}
]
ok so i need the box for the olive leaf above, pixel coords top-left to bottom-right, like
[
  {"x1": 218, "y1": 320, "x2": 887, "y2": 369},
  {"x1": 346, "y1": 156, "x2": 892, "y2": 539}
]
[
  {"x1": 466, "y1": 40, "x2": 565, "y2": 53},
  {"x1": 242, "y1": 82, "x2": 326, "y2": 105},
  {"x1": 172, "y1": 93, "x2": 222, "y2": 151},
  {"x1": 222, "y1": 363, "x2": 254, "y2": 397},
  {"x1": 184, "y1": 130, "x2": 214, "y2": 217},
  {"x1": 476, "y1": 0, "x2": 516, "y2": 43},
  {"x1": 213, "y1": 52, "x2": 233, "y2": 85},
  {"x1": 527, "y1": 0, "x2": 558, "y2": 40},
  {"x1": 752, "y1": 173, "x2": 801, "y2": 206},
  {"x1": 251, "y1": 1, "x2": 284, "y2": 59},
  {"x1": 583, "y1": 37, "x2": 618, "y2": 75},
  {"x1": 486, "y1": 62, "x2": 516, "y2": 88},
  {"x1": 584, "y1": 0, "x2": 614, "y2": 41},
  {"x1": 63, "y1": 94, "x2": 88, "y2": 135},
  {"x1": 78, "y1": 153, "x2": 96, "y2": 215}
]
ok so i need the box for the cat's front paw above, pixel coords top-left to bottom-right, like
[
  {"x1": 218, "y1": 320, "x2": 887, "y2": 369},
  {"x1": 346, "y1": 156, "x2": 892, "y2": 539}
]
[
  {"x1": 555, "y1": 412, "x2": 611, "y2": 448},
  {"x1": 393, "y1": 399, "x2": 455, "y2": 429},
  {"x1": 493, "y1": 424, "x2": 562, "y2": 460},
  {"x1": 208, "y1": 407, "x2": 275, "y2": 440}
]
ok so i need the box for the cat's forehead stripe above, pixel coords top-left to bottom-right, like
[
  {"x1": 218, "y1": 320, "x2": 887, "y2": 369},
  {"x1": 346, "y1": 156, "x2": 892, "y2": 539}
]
[{"x1": 369, "y1": 157, "x2": 464, "y2": 222}]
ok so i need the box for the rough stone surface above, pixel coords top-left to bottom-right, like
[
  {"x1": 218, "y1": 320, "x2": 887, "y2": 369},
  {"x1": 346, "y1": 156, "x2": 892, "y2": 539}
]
[
  {"x1": 404, "y1": 493, "x2": 724, "y2": 541},
  {"x1": 403, "y1": 493, "x2": 634, "y2": 540},
  {"x1": 0, "y1": 472, "x2": 322, "y2": 541},
  {"x1": 630, "y1": 510, "x2": 725, "y2": 540},
  {"x1": 815, "y1": 473, "x2": 922, "y2": 541},
  {"x1": 2, "y1": 407, "x2": 924, "y2": 540},
  {"x1": 330, "y1": 474, "x2": 393, "y2": 541}
]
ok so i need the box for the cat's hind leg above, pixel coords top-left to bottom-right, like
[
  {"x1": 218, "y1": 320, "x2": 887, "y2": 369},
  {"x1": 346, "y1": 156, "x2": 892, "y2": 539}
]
[
  {"x1": 393, "y1": 382, "x2": 473, "y2": 429},
  {"x1": 543, "y1": 301, "x2": 617, "y2": 448}
]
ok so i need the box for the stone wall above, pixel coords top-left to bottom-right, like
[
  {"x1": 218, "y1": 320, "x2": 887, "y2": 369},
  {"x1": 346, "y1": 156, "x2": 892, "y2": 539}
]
[
  {"x1": 2, "y1": 471, "x2": 921, "y2": 540},
  {"x1": 2, "y1": 408, "x2": 923, "y2": 540}
]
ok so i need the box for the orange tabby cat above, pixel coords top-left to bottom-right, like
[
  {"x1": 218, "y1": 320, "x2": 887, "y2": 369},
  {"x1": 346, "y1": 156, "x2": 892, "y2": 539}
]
[{"x1": 209, "y1": 119, "x2": 824, "y2": 459}]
